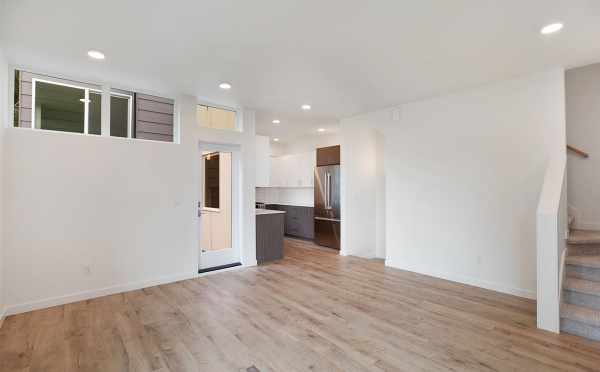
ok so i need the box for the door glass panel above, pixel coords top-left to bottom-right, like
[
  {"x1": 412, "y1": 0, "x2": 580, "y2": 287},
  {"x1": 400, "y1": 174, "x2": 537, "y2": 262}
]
[
  {"x1": 200, "y1": 151, "x2": 232, "y2": 256},
  {"x1": 204, "y1": 153, "x2": 220, "y2": 209},
  {"x1": 34, "y1": 81, "x2": 85, "y2": 133}
]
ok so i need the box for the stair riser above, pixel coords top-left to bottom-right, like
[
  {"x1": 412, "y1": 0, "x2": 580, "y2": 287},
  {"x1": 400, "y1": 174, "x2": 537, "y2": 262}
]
[
  {"x1": 563, "y1": 290, "x2": 600, "y2": 311},
  {"x1": 568, "y1": 245, "x2": 600, "y2": 256},
  {"x1": 566, "y1": 265, "x2": 600, "y2": 282},
  {"x1": 561, "y1": 318, "x2": 600, "y2": 342}
]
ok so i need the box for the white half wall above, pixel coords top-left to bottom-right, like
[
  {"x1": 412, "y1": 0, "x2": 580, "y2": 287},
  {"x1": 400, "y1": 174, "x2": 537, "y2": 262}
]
[
  {"x1": 536, "y1": 154, "x2": 567, "y2": 332},
  {"x1": 566, "y1": 63, "x2": 600, "y2": 230}
]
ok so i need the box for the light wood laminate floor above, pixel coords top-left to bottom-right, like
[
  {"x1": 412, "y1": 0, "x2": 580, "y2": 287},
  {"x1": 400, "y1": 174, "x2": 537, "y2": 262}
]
[{"x1": 2, "y1": 238, "x2": 600, "y2": 372}]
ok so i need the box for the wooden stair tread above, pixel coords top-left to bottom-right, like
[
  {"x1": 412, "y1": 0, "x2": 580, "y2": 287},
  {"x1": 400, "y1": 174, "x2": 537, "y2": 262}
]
[
  {"x1": 564, "y1": 277, "x2": 600, "y2": 296},
  {"x1": 566, "y1": 255, "x2": 600, "y2": 269},
  {"x1": 561, "y1": 303, "x2": 600, "y2": 327},
  {"x1": 568, "y1": 229, "x2": 600, "y2": 245}
]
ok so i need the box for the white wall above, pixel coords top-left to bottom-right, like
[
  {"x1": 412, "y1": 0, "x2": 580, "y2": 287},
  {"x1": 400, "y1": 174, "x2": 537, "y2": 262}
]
[
  {"x1": 279, "y1": 133, "x2": 340, "y2": 155},
  {"x1": 343, "y1": 69, "x2": 566, "y2": 298},
  {"x1": 256, "y1": 187, "x2": 314, "y2": 207},
  {"x1": 566, "y1": 63, "x2": 600, "y2": 230},
  {"x1": 339, "y1": 117, "x2": 379, "y2": 258},
  {"x1": 4, "y1": 128, "x2": 198, "y2": 312},
  {"x1": 2, "y1": 80, "x2": 256, "y2": 314},
  {"x1": 0, "y1": 48, "x2": 7, "y2": 322},
  {"x1": 375, "y1": 131, "x2": 386, "y2": 259},
  {"x1": 385, "y1": 69, "x2": 565, "y2": 298}
]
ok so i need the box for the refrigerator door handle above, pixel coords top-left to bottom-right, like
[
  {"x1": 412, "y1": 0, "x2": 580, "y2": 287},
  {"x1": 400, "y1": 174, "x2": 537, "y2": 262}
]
[{"x1": 326, "y1": 172, "x2": 331, "y2": 209}]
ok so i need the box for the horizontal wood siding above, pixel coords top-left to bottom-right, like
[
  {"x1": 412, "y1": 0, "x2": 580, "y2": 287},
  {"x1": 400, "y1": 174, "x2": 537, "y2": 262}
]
[
  {"x1": 135, "y1": 94, "x2": 174, "y2": 142},
  {"x1": 135, "y1": 132, "x2": 173, "y2": 142}
]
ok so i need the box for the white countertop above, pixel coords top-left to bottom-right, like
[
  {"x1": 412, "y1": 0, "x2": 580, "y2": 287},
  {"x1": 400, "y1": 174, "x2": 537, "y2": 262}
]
[
  {"x1": 255, "y1": 209, "x2": 286, "y2": 215},
  {"x1": 256, "y1": 202, "x2": 314, "y2": 207}
]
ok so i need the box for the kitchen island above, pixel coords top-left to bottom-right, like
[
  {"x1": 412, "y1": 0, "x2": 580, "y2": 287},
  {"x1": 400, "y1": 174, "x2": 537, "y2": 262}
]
[{"x1": 256, "y1": 209, "x2": 286, "y2": 264}]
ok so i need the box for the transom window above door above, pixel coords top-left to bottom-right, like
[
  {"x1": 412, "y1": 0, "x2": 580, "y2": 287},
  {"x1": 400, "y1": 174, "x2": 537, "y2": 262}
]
[{"x1": 197, "y1": 105, "x2": 238, "y2": 131}]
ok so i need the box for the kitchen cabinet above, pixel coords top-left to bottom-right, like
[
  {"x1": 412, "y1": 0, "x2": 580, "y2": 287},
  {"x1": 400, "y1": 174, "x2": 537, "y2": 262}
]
[
  {"x1": 316, "y1": 145, "x2": 340, "y2": 166},
  {"x1": 255, "y1": 135, "x2": 316, "y2": 188},
  {"x1": 256, "y1": 210, "x2": 285, "y2": 263},
  {"x1": 255, "y1": 135, "x2": 271, "y2": 187},
  {"x1": 270, "y1": 151, "x2": 315, "y2": 188},
  {"x1": 267, "y1": 204, "x2": 314, "y2": 239}
]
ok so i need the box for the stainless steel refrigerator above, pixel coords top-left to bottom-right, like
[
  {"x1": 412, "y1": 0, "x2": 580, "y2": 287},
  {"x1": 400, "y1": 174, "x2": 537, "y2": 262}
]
[{"x1": 314, "y1": 165, "x2": 341, "y2": 249}]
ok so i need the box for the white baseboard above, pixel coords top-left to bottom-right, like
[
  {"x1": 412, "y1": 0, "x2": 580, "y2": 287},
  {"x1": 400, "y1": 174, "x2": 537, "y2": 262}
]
[
  {"x1": 6, "y1": 264, "x2": 249, "y2": 316},
  {"x1": 386, "y1": 260, "x2": 536, "y2": 300}
]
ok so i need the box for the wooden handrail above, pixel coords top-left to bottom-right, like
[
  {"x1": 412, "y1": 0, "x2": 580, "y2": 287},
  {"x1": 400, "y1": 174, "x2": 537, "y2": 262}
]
[{"x1": 567, "y1": 145, "x2": 589, "y2": 158}]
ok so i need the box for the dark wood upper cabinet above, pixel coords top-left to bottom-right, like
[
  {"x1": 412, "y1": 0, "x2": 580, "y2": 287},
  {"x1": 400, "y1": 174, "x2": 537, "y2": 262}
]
[{"x1": 316, "y1": 145, "x2": 340, "y2": 166}]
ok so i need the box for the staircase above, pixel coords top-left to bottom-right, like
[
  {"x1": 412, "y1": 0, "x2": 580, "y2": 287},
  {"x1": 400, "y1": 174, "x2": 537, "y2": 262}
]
[{"x1": 561, "y1": 229, "x2": 600, "y2": 341}]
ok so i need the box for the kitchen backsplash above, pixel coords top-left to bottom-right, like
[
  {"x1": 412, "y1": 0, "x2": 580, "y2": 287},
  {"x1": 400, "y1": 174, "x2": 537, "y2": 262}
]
[{"x1": 256, "y1": 187, "x2": 314, "y2": 207}]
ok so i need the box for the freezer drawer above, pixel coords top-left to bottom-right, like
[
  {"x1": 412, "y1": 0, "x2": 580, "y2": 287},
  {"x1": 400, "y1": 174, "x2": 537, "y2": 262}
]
[{"x1": 314, "y1": 218, "x2": 340, "y2": 250}]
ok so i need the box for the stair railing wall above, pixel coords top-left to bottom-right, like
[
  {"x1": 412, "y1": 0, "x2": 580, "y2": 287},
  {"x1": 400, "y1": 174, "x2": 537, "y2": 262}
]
[{"x1": 536, "y1": 154, "x2": 568, "y2": 333}]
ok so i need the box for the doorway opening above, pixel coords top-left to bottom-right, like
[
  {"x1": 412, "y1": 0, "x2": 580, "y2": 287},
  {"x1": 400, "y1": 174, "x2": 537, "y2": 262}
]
[{"x1": 198, "y1": 142, "x2": 241, "y2": 272}]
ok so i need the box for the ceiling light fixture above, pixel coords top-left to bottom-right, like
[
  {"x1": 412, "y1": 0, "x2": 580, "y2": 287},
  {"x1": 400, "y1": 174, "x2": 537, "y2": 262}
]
[
  {"x1": 219, "y1": 82, "x2": 232, "y2": 90},
  {"x1": 273, "y1": 138, "x2": 280, "y2": 142},
  {"x1": 541, "y1": 23, "x2": 563, "y2": 35},
  {"x1": 301, "y1": 104, "x2": 311, "y2": 110},
  {"x1": 317, "y1": 128, "x2": 325, "y2": 132},
  {"x1": 272, "y1": 119, "x2": 281, "y2": 124},
  {"x1": 87, "y1": 50, "x2": 105, "y2": 60}
]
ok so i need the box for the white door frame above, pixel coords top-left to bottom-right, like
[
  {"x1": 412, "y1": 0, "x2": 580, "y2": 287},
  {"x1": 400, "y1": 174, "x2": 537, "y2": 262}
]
[{"x1": 198, "y1": 141, "x2": 242, "y2": 270}]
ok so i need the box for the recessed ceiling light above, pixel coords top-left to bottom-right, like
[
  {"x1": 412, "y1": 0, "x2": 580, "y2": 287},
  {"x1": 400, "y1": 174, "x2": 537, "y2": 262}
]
[
  {"x1": 273, "y1": 138, "x2": 280, "y2": 142},
  {"x1": 301, "y1": 104, "x2": 311, "y2": 110},
  {"x1": 541, "y1": 23, "x2": 563, "y2": 35},
  {"x1": 272, "y1": 119, "x2": 281, "y2": 124},
  {"x1": 87, "y1": 50, "x2": 105, "y2": 60},
  {"x1": 317, "y1": 128, "x2": 325, "y2": 132},
  {"x1": 219, "y1": 82, "x2": 232, "y2": 90}
]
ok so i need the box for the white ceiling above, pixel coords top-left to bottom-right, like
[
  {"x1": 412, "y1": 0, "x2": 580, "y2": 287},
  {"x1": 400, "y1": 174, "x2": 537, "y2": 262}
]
[{"x1": 2, "y1": 0, "x2": 600, "y2": 143}]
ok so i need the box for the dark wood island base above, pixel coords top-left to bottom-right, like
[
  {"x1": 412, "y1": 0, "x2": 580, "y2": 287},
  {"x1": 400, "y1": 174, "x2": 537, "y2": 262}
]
[{"x1": 256, "y1": 209, "x2": 285, "y2": 264}]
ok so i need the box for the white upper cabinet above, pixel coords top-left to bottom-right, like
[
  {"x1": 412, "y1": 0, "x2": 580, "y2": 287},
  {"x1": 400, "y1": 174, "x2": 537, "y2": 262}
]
[
  {"x1": 255, "y1": 135, "x2": 271, "y2": 187},
  {"x1": 270, "y1": 151, "x2": 315, "y2": 188},
  {"x1": 256, "y1": 136, "x2": 315, "y2": 188}
]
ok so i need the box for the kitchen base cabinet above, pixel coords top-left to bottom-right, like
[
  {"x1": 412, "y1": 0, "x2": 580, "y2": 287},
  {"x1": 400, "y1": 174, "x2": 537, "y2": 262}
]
[
  {"x1": 266, "y1": 204, "x2": 314, "y2": 240},
  {"x1": 256, "y1": 212, "x2": 285, "y2": 264}
]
